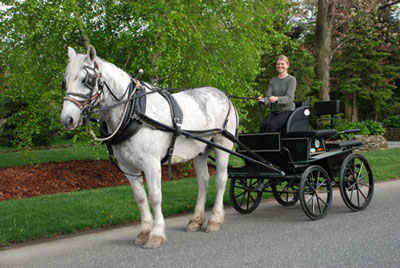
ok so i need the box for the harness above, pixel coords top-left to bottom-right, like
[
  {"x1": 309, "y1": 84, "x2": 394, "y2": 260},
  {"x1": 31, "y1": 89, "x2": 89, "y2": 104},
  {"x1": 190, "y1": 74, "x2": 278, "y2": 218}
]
[{"x1": 63, "y1": 61, "x2": 231, "y2": 178}]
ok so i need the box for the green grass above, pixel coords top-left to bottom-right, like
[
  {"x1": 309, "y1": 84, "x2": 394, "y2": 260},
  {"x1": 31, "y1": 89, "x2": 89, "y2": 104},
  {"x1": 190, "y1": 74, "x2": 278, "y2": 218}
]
[
  {"x1": 0, "y1": 148, "x2": 399, "y2": 246},
  {"x1": 361, "y1": 149, "x2": 400, "y2": 181},
  {"x1": 0, "y1": 178, "x2": 230, "y2": 245},
  {"x1": 0, "y1": 136, "x2": 74, "y2": 151},
  {"x1": 0, "y1": 145, "x2": 108, "y2": 168}
]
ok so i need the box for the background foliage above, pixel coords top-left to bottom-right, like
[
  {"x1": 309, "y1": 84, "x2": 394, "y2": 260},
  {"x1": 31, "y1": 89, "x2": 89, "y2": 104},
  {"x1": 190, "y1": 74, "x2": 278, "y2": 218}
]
[{"x1": 0, "y1": 0, "x2": 399, "y2": 148}]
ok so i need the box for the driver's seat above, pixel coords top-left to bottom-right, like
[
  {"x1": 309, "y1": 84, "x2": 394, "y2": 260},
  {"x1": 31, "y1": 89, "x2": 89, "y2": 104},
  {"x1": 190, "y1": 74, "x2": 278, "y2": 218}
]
[{"x1": 283, "y1": 101, "x2": 337, "y2": 138}]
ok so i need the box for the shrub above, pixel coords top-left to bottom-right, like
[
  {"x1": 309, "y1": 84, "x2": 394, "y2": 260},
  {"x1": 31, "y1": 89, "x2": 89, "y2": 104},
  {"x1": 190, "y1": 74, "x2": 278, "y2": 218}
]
[
  {"x1": 364, "y1": 120, "x2": 385, "y2": 135},
  {"x1": 333, "y1": 119, "x2": 370, "y2": 136},
  {"x1": 382, "y1": 115, "x2": 400, "y2": 128}
]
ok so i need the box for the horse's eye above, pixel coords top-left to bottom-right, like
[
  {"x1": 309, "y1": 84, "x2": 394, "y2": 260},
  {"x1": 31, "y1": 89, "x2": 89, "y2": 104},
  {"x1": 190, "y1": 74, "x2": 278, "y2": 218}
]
[{"x1": 61, "y1": 79, "x2": 66, "y2": 91}]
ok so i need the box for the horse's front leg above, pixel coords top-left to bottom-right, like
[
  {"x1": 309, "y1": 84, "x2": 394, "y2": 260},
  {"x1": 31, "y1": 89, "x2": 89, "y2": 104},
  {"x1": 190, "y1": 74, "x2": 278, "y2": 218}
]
[
  {"x1": 126, "y1": 174, "x2": 153, "y2": 245},
  {"x1": 142, "y1": 162, "x2": 167, "y2": 248}
]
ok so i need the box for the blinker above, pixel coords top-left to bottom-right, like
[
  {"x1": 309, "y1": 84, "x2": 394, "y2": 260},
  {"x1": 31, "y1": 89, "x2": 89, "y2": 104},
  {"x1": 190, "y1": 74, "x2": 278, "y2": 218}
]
[{"x1": 83, "y1": 72, "x2": 97, "y2": 90}]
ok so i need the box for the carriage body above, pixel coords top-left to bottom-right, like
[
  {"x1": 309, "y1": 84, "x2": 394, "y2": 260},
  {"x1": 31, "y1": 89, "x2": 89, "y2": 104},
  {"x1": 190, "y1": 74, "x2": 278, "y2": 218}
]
[{"x1": 228, "y1": 100, "x2": 374, "y2": 220}]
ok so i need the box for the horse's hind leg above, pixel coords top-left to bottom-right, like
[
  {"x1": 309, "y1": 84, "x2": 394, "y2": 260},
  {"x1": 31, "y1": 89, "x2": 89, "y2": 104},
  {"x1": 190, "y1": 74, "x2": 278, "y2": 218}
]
[
  {"x1": 206, "y1": 143, "x2": 231, "y2": 233},
  {"x1": 186, "y1": 148, "x2": 212, "y2": 232},
  {"x1": 127, "y1": 175, "x2": 153, "y2": 245}
]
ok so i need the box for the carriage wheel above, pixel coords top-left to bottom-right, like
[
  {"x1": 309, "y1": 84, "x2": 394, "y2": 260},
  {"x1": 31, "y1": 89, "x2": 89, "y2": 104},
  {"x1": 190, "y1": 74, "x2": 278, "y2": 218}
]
[
  {"x1": 229, "y1": 178, "x2": 263, "y2": 214},
  {"x1": 272, "y1": 181, "x2": 299, "y2": 207},
  {"x1": 339, "y1": 154, "x2": 374, "y2": 212},
  {"x1": 299, "y1": 165, "x2": 332, "y2": 220}
]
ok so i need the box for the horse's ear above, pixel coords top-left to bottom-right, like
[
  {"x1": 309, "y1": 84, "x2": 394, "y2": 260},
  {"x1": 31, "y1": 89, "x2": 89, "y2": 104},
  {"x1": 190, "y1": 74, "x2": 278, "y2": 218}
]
[
  {"x1": 87, "y1": 45, "x2": 97, "y2": 62},
  {"x1": 68, "y1": 47, "x2": 76, "y2": 60}
]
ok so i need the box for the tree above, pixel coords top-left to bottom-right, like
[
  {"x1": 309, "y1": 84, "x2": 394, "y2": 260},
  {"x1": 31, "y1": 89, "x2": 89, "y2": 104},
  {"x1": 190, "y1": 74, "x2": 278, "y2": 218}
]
[
  {"x1": 0, "y1": 0, "x2": 90, "y2": 148},
  {"x1": 0, "y1": 0, "x2": 293, "y2": 147},
  {"x1": 332, "y1": 39, "x2": 397, "y2": 121},
  {"x1": 314, "y1": 0, "x2": 336, "y2": 101},
  {"x1": 330, "y1": 0, "x2": 400, "y2": 121}
]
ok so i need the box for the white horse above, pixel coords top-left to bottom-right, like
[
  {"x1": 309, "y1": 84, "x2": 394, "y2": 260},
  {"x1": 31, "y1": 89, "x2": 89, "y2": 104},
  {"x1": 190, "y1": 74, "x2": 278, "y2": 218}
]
[{"x1": 60, "y1": 46, "x2": 238, "y2": 248}]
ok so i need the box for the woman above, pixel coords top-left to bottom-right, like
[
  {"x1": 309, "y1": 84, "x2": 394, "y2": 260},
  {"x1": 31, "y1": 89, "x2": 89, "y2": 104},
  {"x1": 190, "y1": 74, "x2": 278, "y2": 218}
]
[{"x1": 257, "y1": 55, "x2": 296, "y2": 132}]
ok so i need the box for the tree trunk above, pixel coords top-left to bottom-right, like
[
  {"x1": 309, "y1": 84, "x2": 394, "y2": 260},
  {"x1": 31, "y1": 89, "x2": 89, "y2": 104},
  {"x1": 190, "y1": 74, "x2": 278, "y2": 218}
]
[
  {"x1": 344, "y1": 94, "x2": 352, "y2": 121},
  {"x1": 351, "y1": 91, "x2": 358, "y2": 122},
  {"x1": 314, "y1": 0, "x2": 336, "y2": 101},
  {"x1": 344, "y1": 93, "x2": 359, "y2": 122}
]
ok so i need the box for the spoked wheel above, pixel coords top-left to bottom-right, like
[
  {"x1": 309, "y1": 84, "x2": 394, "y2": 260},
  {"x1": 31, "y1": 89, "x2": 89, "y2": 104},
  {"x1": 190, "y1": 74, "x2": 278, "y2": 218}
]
[
  {"x1": 339, "y1": 154, "x2": 374, "y2": 212},
  {"x1": 229, "y1": 178, "x2": 263, "y2": 214},
  {"x1": 299, "y1": 166, "x2": 332, "y2": 220},
  {"x1": 272, "y1": 181, "x2": 299, "y2": 206}
]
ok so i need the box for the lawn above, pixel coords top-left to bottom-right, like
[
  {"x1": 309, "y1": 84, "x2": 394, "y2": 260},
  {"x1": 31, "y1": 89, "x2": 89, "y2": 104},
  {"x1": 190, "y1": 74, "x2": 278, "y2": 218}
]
[
  {"x1": 0, "y1": 178, "x2": 230, "y2": 245},
  {"x1": 0, "y1": 145, "x2": 108, "y2": 168}
]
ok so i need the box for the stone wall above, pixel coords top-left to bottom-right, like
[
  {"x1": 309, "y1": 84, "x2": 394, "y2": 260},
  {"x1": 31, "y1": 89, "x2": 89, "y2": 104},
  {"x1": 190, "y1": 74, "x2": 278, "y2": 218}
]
[{"x1": 384, "y1": 128, "x2": 400, "y2": 141}]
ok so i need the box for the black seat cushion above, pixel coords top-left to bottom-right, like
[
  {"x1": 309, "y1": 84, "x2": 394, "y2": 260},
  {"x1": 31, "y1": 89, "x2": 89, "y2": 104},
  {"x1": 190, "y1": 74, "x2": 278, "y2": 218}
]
[{"x1": 284, "y1": 129, "x2": 337, "y2": 138}]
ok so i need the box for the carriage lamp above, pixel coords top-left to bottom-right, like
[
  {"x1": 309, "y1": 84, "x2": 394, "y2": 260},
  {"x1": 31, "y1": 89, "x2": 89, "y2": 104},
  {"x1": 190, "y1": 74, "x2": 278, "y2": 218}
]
[
  {"x1": 310, "y1": 139, "x2": 324, "y2": 153},
  {"x1": 314, "y1": 139, "x2": 320, "y2": 148}
]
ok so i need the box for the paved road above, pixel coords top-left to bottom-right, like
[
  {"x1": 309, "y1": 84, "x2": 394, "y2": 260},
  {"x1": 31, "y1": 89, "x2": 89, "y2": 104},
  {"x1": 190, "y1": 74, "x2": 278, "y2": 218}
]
[
  {"x1": 1, "y1": 180, "x2": 399, "y2": 268},
  {"x1": 388, "y1": 141, "x2": 400, "y2": 148}
]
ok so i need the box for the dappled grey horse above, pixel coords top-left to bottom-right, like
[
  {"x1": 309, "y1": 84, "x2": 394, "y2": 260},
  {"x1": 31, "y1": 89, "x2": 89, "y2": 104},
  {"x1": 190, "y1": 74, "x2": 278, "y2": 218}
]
[{"x1": 60, "y1": 46, "x2": 238, "y2": 248}]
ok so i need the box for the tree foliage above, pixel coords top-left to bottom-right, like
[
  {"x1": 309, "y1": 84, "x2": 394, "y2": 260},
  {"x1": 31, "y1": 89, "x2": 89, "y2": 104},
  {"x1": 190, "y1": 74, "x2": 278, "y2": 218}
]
[
  {"x1": 0, "y1": 0, "x2": 292, "y2": 147},
  {"x1": 331, "y1": 39, "x2": 398, "y2": 121},
  {"x1": 330, "y1": 0, "x2": 400, "y2": 121},
  {"x1": 1, "y1": 0, "x2": 399, "y2": 148},
  {"x1": 292, "y1": 0, "x2": 400, "y2": 121}
]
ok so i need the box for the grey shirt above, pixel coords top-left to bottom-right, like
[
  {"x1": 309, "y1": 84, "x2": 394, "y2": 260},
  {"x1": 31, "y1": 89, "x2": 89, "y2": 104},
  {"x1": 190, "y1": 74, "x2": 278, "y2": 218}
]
[{"x1": 265, "y1": 74, "x2": 296, "y2": 112}]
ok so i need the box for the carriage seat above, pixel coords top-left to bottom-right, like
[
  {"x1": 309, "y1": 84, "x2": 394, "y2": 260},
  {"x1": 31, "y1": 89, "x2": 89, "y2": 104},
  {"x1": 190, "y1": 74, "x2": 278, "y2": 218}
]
[
  {"x1": 282, "y1": 100, "x2": 337, "y2": 139},
  {"x1": 314, "y1": 100, "x2": 340, "y2": 129}
]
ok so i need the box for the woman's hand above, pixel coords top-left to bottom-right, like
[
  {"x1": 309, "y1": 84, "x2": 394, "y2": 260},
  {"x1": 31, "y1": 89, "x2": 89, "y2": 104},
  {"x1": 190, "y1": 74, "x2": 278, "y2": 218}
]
[
  {"x1": 269, "y1": 96, "x2": 279, "y2": 103},
  {"x1": 257, "y1": 96, "x2": 265, "y2": 103}
]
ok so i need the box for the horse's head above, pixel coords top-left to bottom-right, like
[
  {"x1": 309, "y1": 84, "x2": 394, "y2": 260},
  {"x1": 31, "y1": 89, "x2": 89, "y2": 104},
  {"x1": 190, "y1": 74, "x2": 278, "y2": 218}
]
[{"x1": 60, "y1": 45, "x2": 103, "y2": 130}]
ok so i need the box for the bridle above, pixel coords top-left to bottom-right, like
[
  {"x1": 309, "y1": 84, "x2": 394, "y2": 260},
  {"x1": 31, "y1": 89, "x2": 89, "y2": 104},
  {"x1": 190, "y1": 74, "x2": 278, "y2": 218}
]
[
  {"x1": 62, "y1": 60, "x2": 145, "y2": 142},
  {"x1": 63, "y1": 62, "x2": 103, "y2": 120}
]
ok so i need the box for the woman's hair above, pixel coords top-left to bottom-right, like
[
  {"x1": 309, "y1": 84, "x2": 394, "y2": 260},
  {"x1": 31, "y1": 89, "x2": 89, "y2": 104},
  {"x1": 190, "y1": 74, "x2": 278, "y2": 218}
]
[{"x1": 276, "y1": 55, "x2": 289, "y2": 65}]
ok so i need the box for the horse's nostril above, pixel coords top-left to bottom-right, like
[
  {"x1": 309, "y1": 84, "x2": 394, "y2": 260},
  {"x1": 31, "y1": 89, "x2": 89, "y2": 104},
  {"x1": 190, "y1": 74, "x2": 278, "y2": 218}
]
[{"x1": 61, "y1": 113, "x2": 74, "y2": 127}]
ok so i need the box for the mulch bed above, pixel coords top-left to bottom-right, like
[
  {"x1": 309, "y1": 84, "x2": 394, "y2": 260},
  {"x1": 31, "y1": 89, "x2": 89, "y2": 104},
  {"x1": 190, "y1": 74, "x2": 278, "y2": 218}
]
[{"x1": 0, "y1": 160, "x2": 213, "y2": 201}]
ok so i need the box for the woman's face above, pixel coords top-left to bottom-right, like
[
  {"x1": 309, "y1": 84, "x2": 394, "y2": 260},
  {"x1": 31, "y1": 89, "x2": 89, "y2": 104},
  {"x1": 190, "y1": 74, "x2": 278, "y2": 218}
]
[{"x1": 276, "y1": 60, "x2": 289, "y2": 74}]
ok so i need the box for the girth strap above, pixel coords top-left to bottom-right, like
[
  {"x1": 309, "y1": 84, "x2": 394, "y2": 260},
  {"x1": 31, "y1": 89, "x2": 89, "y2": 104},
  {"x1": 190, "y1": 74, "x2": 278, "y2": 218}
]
[{"x1": 158, "y1": 90, "x2": 184, "y2": 177}]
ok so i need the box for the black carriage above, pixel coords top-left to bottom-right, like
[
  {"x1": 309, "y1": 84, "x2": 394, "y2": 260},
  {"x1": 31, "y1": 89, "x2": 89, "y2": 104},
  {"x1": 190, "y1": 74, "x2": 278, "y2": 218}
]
[{"x1": 228, "y1": 100, "x2": 374, "y2": 220}]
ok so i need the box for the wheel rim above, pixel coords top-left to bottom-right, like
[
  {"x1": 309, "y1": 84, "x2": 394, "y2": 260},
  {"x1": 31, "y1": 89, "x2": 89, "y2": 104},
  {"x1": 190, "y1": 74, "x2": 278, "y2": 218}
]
[
  {"x1": 300, "y1": 166, "x2": 332, "y2": 220},
  {"x1": 229, "y1": 178, "x2": 262, "y2": 214},
  {"x1": 272, "y1": 181, "x2": 299, "y2": 206},
  {"x1": 340, "y1": 154, "x2": 374, "y2": 211}
]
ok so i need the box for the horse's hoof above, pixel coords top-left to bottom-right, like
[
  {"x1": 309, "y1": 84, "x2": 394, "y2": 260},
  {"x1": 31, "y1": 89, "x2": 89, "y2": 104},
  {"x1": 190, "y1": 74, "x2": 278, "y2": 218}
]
[
  {"x1": 186, "y1": 219, "x2": 203, "y2": 232},
  {"x1": 143, "y1": 235, "x2": 167, "y2": 249},
  {"x1": 135, "y1": 231, "x2": 150, "y2": 245},
  {"x1": 206, "y1": 220, "x2": 221, "y2": 233}
]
